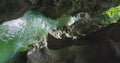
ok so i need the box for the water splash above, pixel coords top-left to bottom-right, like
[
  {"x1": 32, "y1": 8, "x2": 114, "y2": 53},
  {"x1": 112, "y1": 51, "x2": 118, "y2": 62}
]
[{"x1": 0, "y1": 10, "x2": 80, "y2": 63}]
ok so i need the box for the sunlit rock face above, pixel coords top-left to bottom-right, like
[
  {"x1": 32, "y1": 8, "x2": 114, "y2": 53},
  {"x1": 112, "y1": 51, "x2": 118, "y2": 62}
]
[
  {"x1": 0, "y1": 0, "x2": 31, "y2": 24},
  {"x1": 48, "y1": 12, "x2": 101, "y2": 41}
]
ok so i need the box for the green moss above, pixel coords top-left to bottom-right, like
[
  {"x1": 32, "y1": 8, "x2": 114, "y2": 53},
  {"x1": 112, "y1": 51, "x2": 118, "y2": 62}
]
[{"x1": 100, "y1": 5, "x2": 120, "y2": 26}]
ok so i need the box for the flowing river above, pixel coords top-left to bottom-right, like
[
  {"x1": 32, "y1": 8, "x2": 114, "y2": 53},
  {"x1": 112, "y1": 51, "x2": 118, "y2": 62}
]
[{"x1": 0, "y1": 10, "x2": 77, "y2": 63}]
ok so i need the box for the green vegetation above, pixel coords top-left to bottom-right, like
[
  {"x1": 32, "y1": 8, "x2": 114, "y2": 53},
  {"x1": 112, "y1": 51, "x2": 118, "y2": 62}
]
[
  {"x1": 100, "y1": 5, "x2": 120, "y2": 26},
  {"x1": 0, "y1": 5, "x2": 120, "y2": 62}
]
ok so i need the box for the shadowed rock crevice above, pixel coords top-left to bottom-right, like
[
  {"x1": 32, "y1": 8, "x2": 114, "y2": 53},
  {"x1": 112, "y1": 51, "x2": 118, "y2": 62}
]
[
  {"x1": 26, "y1": 19, "x2": 120, "y2": 63},
  {"x1": 1, "y1": 0, "x2": 120, "y2": 63},
  {"x1": 0, "y1": 0, "x2": 32, "y2": 24},
  {"x1": 31, "y1": 0, "x2": 120, "y2": 18},
  {"x1": 1, "y1": 0, "x2": 120, "y2": 23}
]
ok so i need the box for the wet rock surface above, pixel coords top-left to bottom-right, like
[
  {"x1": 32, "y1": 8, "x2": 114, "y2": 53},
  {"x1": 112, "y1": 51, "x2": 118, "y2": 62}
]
[
  {"x1": 30, "y1": 0, "x2": 120, "y2": 19},
  {"x1": 1, "y1": 0, "x2": 120, "y2": 63},
  {"x1": 0, "y1": 0, "x2": 31, "y2": 23},
  {"x1": 1, "y1": 0, "x2": 120, "y2": 23},
  {"x1": 27, "y1": 20, "x2": 120, "y2": 63},
  {"x1": 21, "y1": 9, "x2": 120, "y2": 62}
]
